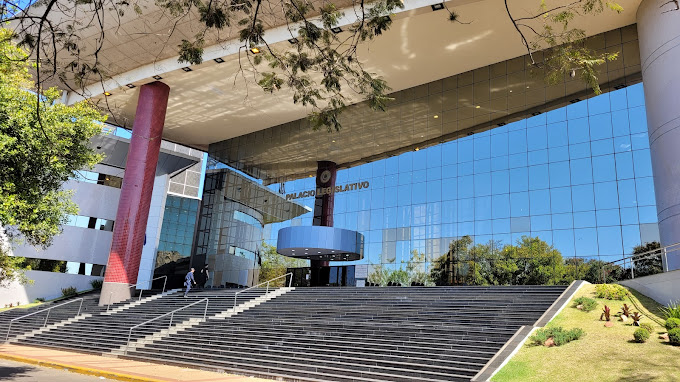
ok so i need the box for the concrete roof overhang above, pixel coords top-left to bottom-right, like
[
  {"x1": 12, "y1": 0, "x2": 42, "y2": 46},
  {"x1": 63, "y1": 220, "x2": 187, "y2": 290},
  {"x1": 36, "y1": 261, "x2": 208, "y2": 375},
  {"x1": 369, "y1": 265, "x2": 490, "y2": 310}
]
[{"x1": 55, "y1": 0, "x2": 643, "y2": 181}]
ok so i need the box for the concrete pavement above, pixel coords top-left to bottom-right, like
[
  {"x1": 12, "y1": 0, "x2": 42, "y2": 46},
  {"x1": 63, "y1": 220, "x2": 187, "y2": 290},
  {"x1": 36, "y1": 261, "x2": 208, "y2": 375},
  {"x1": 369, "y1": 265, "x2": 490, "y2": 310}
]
[{"x1": 0, "y1": 344, "x2": 272, "y2": 381}]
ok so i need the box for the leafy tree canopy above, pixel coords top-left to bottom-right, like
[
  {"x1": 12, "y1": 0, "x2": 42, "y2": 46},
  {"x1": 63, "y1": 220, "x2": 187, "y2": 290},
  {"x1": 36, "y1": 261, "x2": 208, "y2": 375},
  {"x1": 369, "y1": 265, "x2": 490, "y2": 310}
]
[
  {"x1": 258, "y1": 241, "x2": 307, "y2": 286},
  {"x1": 0, "y1": 27, "x2": 105, "y2": 250}
]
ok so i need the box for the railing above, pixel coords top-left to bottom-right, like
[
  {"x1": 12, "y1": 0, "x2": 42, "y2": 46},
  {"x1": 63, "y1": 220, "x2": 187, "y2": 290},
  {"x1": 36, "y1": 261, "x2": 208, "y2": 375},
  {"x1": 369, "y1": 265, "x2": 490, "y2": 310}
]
[
  {"x1": 233, "y1": 272, "x2": 292, "y2": 310},
  {"x1": 106, "y1": 275, "x2": 168, "y2": 312},
  {"x1": 123, "y1": 298, "x2": 209, "y2": 355},
  {"x1": 603, "y1": 242, "x2": 677, "y2": 281},
  {"x1": 5, "y1": 298, "x2": 84, "y2": 342}
]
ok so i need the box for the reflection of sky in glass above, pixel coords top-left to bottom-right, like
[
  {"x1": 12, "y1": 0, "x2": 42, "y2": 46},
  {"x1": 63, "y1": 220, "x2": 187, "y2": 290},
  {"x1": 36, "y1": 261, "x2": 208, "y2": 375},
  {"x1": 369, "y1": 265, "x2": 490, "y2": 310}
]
[
  {"x1": 158, "y1": 195, "x2": 199, "y2": 257},
  {"x1": 264, "y1": 84, "x2": 659, "y2": 267}
]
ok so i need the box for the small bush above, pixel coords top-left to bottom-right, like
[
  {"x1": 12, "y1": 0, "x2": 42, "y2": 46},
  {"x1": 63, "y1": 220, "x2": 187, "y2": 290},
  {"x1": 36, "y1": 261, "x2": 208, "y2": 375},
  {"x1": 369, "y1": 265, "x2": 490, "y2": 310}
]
[
  {"x1": 595, "y1": 284, "x2": 628, "y2": 300},
  {"x1": 633, "y1": 328, "x2": 650, "y2": 343},
  {"x1": 661, "y1": 301, "x2": 680, "y2": 320},
  {"x1": 573, "y1": 297, "x2": 598, "y2": 312},
  {"x1": 90, "y1": 279, "x2": 103, "y2": 289},
  {"x1": 665, "y1": 317, "x2": 680, "y2": 331},
  {"x1": 33, "y1": 298, "x2": 45, "y2": 303},
  {"x1": 61, "y1": 286, "x2": 77, "y2": 297},
  {"x1": 669, "y1": 328, "x2": 680, "y2": 346},
  {"x1": 530, "y1": 327, "x2": 585, "y2": 347},
  {"x1": 639, "y1": 323, "x2": 654, "y2": 333}
]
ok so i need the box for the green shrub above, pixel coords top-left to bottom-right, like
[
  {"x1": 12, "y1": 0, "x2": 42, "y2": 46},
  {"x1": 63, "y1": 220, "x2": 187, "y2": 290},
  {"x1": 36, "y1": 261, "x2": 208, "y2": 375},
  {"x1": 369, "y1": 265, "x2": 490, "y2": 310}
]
[
  {"x1": 61, "y1": 286, "x2": 77, "y2": 297},
  {"x1": 595, "y1": 284, "x2": 628, "y2": 300},
  {"x1": 529, "y1": 327, "x2": 585, "y2": 346},
  {"x1": 665, "y1": 317, "x2": 680, "y2": 331},
  {"x1": 661, "y1": 301, "x2": 680, "y2": 320},
  {"x1": 669, "y1": 328, "x2": 680, "y2": 346},
  {"x1": 573, "y1": 296, "x2": 598, "y2": 312},
  {"x1": 90, "y1": 279, "x2": 103, "y2": 289},
  {"x1": 34, "y1": 297, "x2": 45, "y2": 303},
  {"x1": 633, "y1": 328, "x2": 650, "y2": 343},
  {"x1": 639, "y1": 323, "x2": 654, "y2": 333}
]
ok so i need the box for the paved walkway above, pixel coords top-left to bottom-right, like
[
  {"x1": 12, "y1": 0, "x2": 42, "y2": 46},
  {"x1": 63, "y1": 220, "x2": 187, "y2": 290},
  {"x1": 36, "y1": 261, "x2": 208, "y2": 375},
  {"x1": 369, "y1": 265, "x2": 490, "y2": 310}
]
[{"x1": 0, "y1": 344, "x2": 271, "y2": 382}]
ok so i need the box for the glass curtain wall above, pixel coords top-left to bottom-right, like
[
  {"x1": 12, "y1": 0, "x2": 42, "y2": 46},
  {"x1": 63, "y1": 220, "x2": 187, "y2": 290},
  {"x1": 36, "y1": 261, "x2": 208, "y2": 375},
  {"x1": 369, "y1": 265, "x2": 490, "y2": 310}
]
[{"x1": 264, "y1": 84, "x2": 659, "y2": 285}]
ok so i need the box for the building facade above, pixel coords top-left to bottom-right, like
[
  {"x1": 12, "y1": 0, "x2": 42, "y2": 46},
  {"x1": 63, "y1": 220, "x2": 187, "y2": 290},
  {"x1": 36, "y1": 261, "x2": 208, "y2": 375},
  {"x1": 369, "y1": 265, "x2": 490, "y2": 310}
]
[
  {"x1": 3, "y1": 126, "x2": 204, "y2": 305},
  {"x1": 262, "y1": 84, "x2": 659, "y2": 279}
]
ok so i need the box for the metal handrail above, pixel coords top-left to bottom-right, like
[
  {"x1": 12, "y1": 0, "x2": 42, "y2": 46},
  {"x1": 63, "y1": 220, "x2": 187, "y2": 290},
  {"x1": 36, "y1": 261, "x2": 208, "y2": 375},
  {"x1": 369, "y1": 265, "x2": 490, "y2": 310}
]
[
  {"x1": 233, "y1": 272, "x2": 292, "y2": 310},
  {"x1": 106, "y1": 275, "x2": 168, "y2": 312},
  {"x1": 603, "y1": 242, "x2": 678, "y2": 280},
  {"x1": 5, "y1": 298, "x2": 84, "y2": 342},
  {"x1": 124, "y1": 298, "x2": 209, "y2": 355}
]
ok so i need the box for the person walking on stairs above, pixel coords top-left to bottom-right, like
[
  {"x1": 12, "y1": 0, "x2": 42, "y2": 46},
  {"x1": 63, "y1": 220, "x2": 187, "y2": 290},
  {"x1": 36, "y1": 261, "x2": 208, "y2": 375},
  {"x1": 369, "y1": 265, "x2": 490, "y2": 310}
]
[
  {"x1": 198, "y1": 265, "x2": 210, "y2": 288},
  {"x1": 184, "y1": 268, "x2": 196, "y2": 297}
]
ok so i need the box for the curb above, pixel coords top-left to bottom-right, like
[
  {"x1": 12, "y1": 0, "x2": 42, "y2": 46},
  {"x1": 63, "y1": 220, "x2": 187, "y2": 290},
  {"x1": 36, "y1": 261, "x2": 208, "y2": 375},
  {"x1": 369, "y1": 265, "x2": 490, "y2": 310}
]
[{"x1": 0, "y1": 352, "x2": 162, "y2": 382}]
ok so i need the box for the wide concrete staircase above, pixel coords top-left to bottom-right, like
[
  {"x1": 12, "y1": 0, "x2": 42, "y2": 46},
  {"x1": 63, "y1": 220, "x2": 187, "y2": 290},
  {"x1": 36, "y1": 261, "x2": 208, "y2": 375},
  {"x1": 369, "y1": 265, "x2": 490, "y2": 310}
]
[
  {"x1": 11, "y1": 288, "x2": 270, "y2": 353},
  {"x1": 124, "y1": 286, "x2": 567, "y2": 382},
  {"x1": 5, "y1": 285, "x2": 570, "y2": 381}
]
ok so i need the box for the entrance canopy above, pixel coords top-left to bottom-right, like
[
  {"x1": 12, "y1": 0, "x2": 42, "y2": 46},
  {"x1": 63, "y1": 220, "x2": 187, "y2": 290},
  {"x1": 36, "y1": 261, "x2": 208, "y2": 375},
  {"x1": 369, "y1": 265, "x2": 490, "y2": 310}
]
[{"x1": 49, "y1": 0, "x2": 642, "y2": 181}]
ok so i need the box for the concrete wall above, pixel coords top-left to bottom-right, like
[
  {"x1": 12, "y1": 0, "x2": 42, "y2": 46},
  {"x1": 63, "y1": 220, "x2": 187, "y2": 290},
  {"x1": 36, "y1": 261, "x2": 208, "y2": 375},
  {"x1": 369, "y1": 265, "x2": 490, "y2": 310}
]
[
  {"x1": 13, "y1": 226, "x2": 113, "y2": 265},
  {"x1": 620, "y1": 269, "x2": 680, "y2": 306},
  {"x1": 137, "y1": 174, "x2": 170, "y2": 289},
  {"x1": 0, "y1": 271, "x2": 102, "y2": 306},
  {"x1": 637, "y1": 0, "x2": 680, "y2": 270}
]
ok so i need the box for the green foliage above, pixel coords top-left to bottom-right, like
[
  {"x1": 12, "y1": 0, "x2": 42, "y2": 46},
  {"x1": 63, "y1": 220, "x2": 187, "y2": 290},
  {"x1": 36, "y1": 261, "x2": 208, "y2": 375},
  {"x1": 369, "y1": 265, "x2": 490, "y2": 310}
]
[
  {"x1": 529, "y1": 326, "x2": 585, "y2": 346},
  {"x1": 430, "y1": 236, "x2": 565, "y2": 286},
  {"x1": 595, "y1": 284, "x2": 627, "y2": 300},
  {"x1": 34, "y1": 297, "x2": 45, "y2": 303},
  {"x1": 573, "y1": 296, "x2": 597, "y2": 312},
  {"x1": 90, "y1": 279, "x2": 103, "y2": 289},
  {"x1": 61, "y1": 286, "x2": 77, "y2": 297},
  {"x1": 258, "y1": 242, "x2": 307, "y2": 286},
  {"x1": 668, "y1": 328, "x2": 680, "y2": 346},
  {"x1": 661, "y1": 301, "x2": 680, "y2": 320},
  {"x1": 633, "y1": 328, "x2": 649, "y2": 343},
  {"x1": 665, "y1": 317, "x2": 680, "y2": 331},
  {"x1": 639, "y1": 323, "x2": 654, "y2": 333},
  {"x1": 0, "y1": 28, "x2": 105, "y2": 249},
  {"x1": 631, "y1": 242, "x2": 664, "y2": 277},
  {"x1": 18, "y1": 258, "x2": 66, "y2": 273}
]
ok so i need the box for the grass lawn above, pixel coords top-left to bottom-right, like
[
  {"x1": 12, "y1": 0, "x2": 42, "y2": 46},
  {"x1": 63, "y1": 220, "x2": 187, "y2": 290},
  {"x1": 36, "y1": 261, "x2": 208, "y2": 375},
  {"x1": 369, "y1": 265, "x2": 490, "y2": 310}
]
[
  {"x1": 0, "y1": 301, "x2": 43, "y2": 313},
  {"x1": 492, "y1": 284, "x2": 680, "y2": 382}
]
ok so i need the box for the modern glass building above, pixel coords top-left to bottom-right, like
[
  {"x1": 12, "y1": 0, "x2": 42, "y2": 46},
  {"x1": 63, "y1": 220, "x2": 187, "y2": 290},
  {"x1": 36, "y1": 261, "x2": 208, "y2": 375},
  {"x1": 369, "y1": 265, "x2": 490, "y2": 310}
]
[{"x1": 263, "y1": 83, "x2": 659, "y2": 277}]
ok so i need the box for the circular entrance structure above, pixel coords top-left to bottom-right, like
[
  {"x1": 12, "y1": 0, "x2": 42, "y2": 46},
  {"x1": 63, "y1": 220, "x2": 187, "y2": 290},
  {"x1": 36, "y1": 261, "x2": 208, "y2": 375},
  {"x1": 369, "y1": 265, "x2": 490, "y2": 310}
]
[{"x1": 276, "y1": 226, "x2": 364, "y2": 261}]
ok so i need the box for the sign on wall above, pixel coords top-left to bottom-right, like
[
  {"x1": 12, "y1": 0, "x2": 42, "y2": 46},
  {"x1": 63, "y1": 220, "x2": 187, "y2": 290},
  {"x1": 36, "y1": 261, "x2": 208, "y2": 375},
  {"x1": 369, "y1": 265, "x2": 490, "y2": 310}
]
[{"x1": 285, "y1": 181, "x2": 370, "y2": 200}]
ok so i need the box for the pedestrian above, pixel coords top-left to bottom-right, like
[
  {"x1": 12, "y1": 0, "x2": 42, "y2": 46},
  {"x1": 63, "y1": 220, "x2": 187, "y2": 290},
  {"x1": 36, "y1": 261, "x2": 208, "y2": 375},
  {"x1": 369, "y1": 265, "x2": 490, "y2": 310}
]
[
  {"x1": 198, "y1": 265, "x2": 210, "y2": 288},
  {"x1": 184, "y1": 268, "x2": 196, "y2": 297}
]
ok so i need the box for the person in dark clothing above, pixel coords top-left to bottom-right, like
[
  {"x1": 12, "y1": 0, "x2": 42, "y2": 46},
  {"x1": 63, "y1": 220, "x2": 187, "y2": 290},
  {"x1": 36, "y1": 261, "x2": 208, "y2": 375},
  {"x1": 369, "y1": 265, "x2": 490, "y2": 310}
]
[
  {"x1": 184, "y1": 268, "x2": 196, "y2": 297},
  {"x1": 198, "y1": 265, "x2": 210, "y2": 288}
]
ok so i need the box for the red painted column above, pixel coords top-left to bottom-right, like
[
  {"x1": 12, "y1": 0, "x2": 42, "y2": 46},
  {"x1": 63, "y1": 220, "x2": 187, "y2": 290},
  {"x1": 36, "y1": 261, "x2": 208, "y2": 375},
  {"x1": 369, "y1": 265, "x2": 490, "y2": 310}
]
[{"x1": 100, "y1": 82, "x2": 170, "y2": 305}]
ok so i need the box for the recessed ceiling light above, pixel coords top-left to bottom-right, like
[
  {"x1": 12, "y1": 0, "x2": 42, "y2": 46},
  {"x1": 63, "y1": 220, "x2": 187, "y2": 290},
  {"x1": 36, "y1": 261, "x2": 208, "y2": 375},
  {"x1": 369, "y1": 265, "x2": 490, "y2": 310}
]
[
  {"x1": 182, "y1": 67, "x2": 192, "y2": 72},
  {"x1": 531, "y1": 111, "x2": 542, "y2": 116},
  {"x1": 509, "y1": 90, "x2": 513, "y2": 93},
  {"x1": 126, "y1": 84, "x2": 136, "y2": 89},
  {"x1": 104, "y1": 92, "x2": 111, "y2": 96},
  {"x1": 475, "y1": 105, "x2": 481, "y2": 109},
  {"x1": 332, "y1": 140, "x2": 336, "y2": 142},
  {"x1": 288, "y1": 38, "x2": 299, "y2": 44},
  {"x1": 214, "y1": 58, "x2": 225, "y2": 63},
  {"x1": 467, "y1": 131, "x2": 475, "y2": 136},
  {"x1": 331, "y1": 27, "x2": 342, "y2": 34},
  {"x1": 431, "y1": 3, "x2": 444, "y2": 11},
  {"x1": 152, "y1": 75, "x2": 162, "y2": 80},
  {"x1": 526, "y1": 86, "x2": 530, "y2": 89},
  {"x1": 433, "y1": 115, "x2": 439, "y2": 119},
  {"x1": 498, "y1": 122, "x2": 507, "y2": 126},
  {"x1": 250, "y1": 47, "x2": 261, "y2": 54},
  {"x1": 332, "y1": 251, "x2": 335, "y2": 253},
  {"x1": 414, "y1": 147, "x2": 420, "y2": 151},
  {"x1": 570, "y1": 98, "x2": 581, "y2": 104}
]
